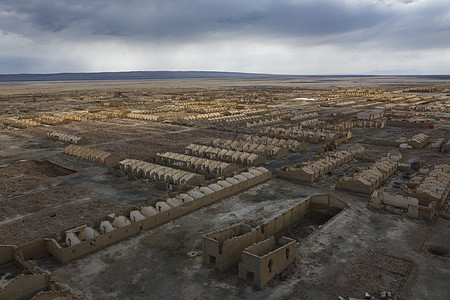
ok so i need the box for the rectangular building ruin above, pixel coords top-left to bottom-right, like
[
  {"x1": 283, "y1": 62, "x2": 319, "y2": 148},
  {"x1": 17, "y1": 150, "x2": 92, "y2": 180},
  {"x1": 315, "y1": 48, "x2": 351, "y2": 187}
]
[
  {"x1": 276, "y1": 146, "x2": 365, "y2": 182},
  {"x1": 203, "y1": 194, "x2": 348, "y2": 272},
  {"x1": 64, "y1": 145, "x2": 121, "y2": 166},
  {"x1": 239, "y1": 236, "x2": 296, "y2": 288},
  {"x1": 336, "y1": 156, "x2": 398, "y2": 194}
]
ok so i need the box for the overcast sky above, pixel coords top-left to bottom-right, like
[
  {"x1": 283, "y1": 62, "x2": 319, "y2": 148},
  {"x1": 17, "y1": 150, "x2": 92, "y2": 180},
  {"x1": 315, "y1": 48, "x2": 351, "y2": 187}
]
[{"x1": 0, "y1": 0, "x2": 449, "y2": 74}]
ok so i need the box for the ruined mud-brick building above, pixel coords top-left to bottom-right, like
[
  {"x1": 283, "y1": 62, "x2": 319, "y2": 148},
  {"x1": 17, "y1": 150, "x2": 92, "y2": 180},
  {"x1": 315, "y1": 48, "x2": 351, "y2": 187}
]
[
  {"x1": 239, "y1": 236, "x2": 296, "y2": 288},
  {"x1": 202, "y1": 194, "x2": 348, "y2": 287}
]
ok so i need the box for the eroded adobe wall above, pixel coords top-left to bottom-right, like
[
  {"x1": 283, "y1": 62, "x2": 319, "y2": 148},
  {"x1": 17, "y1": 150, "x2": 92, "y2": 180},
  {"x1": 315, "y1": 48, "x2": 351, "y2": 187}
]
[
  {"x1": 0, "y1": 274, "x2": 49, "y2": 300},
  {"x1": 0, "y1": 245, "x2": 15, "y2": 264}
]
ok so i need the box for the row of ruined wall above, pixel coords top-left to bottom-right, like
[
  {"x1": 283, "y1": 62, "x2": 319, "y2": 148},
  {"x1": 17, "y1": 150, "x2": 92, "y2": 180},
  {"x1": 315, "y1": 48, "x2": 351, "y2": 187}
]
[
  {"x1": 409, "y1": 164, "x2": 450, "y2": 209},
  {"x1": 60, "y1": 109, "x2": 130, "y2": 122},
  {"x1": 323, "y1": 100, "x2": 357, "y2": 107},
  {"x1": 117, "y1": 158, "x2": 205, "y2": 186},
  {"x1": 370, "y1": 164, "x2": 450, "y2": 220},
  {"x1": 208, "y1": 113, "x2": 261, "y2": 125},
  {"x1": 64, "y1": 145, "x2": 121, "y2": 166},
  {"x1": 370, "y1": 190, "x2": 436, "y2": 221},
  {"x1": 0, "y1": 244, "x2": 72, "y2": 299},
  {"x1": 336, "y1": 156, "x2": 398, "y2": 194},
  {"x1": 126, "y1": 113, "x2": 165, "y2": 121},
  {"x1": 207, "y1": 109, "x2": 294, "y2": 126},
  {"x1": 263, "y1": 125, "x2": 352, "y2": 144},
  {"x1": 202, "y1": 194, "x2": 347, "y2": 287},
  {"x1": 276, "y1": 145, "x2": 365, "y2": 182},
  {"x1": 184, "y1": 112, "x2": 222, "y2": 121},
  {"x1": 155, "y1": 151, "x2": 239, "y2": 177},
  {"x1": 237, "y1": 134, "x2": 307, "y2": 152},
  {"x1": 185, "y1": 143, "x2": 266, "y2": 166},
  {"x1": 301, "y1": 119, "x2": 354, "y2": 130},
  {"x1": 34, "y1": 115, "x2": 69, "y2": 125},
  {"x1": 387, "y1": 118, "x2": 434, "y2": 129},
  {"x1": 49, "y1": 167, "x2": 272, "y2": 263},
  {"x1": 263, "y1": 125, "x2": 303, "y2": 137},
  {"x1": 316, "y1": 136, "x2": 349, "y2": 154},
  {"x1": 47, "y1": 131, "x2": 82, "y2": 144},
  {"x1": 356, "y1": 119, "x2": 386, "y2": 128},
  {"x1": 363, "y1": 133, "x2": 430, "y2": 149},
  {"x1": 188, "y1": 105, "x2": 235, "y2": 113},
  {"x1": 290, "y1": 112, "x2": 319, "y2": 121},
  {"x1": 211, "y1": 138, "x2": 289, "y2": 159},
  {"x1": 3, "y1": 118, "x2": 41, "y2": 128},
  {"x1": 246, "y1": 117, "x2": 283, "y2": 128},
  {"x1": 0, "y1": 168, "x2": 270, "y2": 265}
]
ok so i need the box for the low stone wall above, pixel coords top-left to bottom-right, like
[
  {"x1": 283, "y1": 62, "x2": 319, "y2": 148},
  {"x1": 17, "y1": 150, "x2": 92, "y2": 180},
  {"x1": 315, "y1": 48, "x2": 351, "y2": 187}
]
[{"x1": 1, "y1": 168, "x2": 271, "y2": 264}]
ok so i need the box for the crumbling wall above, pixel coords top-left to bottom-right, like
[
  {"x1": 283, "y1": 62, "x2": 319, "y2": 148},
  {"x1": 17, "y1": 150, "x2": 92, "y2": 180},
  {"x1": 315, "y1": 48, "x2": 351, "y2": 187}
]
[
  {"x1": 220, "y1": 230, "x2": 261, "y2": 270},
  {"x1": 64, "y1": 145, "x2": 120, "y2": 166},
  {"x1": 336, "y1": 156, "x2": 398, "y2": 194},
  {"x1": 0, "y1": 274, "x2": 49, "y2": 300},
  {"x1": 155, "y1": 152, "x2": 238, "y2": 177},
  {"x1": 31, "y1": 290, "x2": 73, "y2": 300},
  {"x1": 185, "y1": 143, "x2": 266, "y2": 166},
  {"x1": 203, "y1": 194, "x2": 347, "y2": 273},
  {"x1": 17, "y1": 239, "x2": 49, "y2": 260},
  {"x1": 370, "y1": 190, "x2": 436, "y2": 221},
  {"x1": 387, "y1": 119, "x2": 434, "y2": 129},
  {"x1": 0, "y1": 245, "x2": 15, "y2": 264},
  {"x1": 47, "y1": 132, "x2": 83, "y2": 144},
  {"x1": 239, "y1": 236, "x2": 296, "y2": 288},
  {"x1": 38, "y1": 167, "x2": 271, "y2": 263},
  {"x1": 276, "y1": 146, "x2": 364, "y2": 182}
]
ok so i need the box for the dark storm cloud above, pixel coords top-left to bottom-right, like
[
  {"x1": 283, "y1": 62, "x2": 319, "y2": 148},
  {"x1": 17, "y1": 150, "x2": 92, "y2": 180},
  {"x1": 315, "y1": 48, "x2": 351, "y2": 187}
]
[
  {"x1": 0, "y1": 0, "x2": 449, "y2": 74},
  {"x1": 0, "y1": 0, "x2": 387, "y2": 38},
  {"x1": 1, "y1": 0, "x2": 447, "y2": 48}
]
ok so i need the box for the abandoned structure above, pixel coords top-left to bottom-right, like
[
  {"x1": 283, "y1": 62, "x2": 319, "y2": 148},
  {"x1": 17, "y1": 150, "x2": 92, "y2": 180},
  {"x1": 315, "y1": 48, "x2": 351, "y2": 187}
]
[
  {"x1": 409, "y1": 164, "x2": 450, "y2": 209},
  {"x1": 126, "y1": 112, "x2": 165, "y2": 121},
  {"x1": 238, "y1": 134, "x2": 307, "y2": 152},
  {"x1": 154, "y1": 152, "x2": 239, "y2": 177},
  {"x1": 407, "y1": 133, "x2": 430, "y2": 148},
  {"x1": 211, "y1": 138, "x2": 290, "y2": 159},
  {"x1": 184, "y1": 143, "x2": 267, "y2": 166},
  {"x1": 47, "y1": 131, "x2": 83, "y2": 144},
  {"x1": 3, "y1": 118, "x2": 41, "y2": 128},
  {"x1": 239, "y1": 236, "x2": 296, "y2": 288},
  {"x1": 356, "y1": 109, "x2": 384, "y2": 120},
  {"x1": 370, "y1": 190, "x2": 436, "y2": 220},
  {"x1": 0, "y1": 244, "x2": 73, "y2": 299},
  {"x1": 64, "y1": 145, "x2": 121, "y2": 166},
  {"x1": 203, "y1": 194, "x2": 348, "y2": 287},
  {"x1": 0, "y1": 167, "x2": 271, "y2": 264},
  {"x1": 117, "y1": 158, "x2": 205, "y2": 187},
  {"x1": 336, "y1": 155, "x2": 398, "y2": 194},
  {"x1": 276, "y1": 145, "x2": 365, "y2": 182},
  {"x1": 369, "y1": 164, "x2": 450, "y2": 220},
  {"x1": 1, "y1": 80, "x2": 449, "y2": 299}
]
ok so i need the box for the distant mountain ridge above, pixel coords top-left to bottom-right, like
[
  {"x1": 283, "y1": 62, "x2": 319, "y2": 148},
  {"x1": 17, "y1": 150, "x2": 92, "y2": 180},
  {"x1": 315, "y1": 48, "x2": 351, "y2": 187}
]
[
  {"x1": 0, "y1": 71, "x2": 294, "y2": 82},
  {"x1": 0, "y1": 71, "x2": 447, "y2": 82}
]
